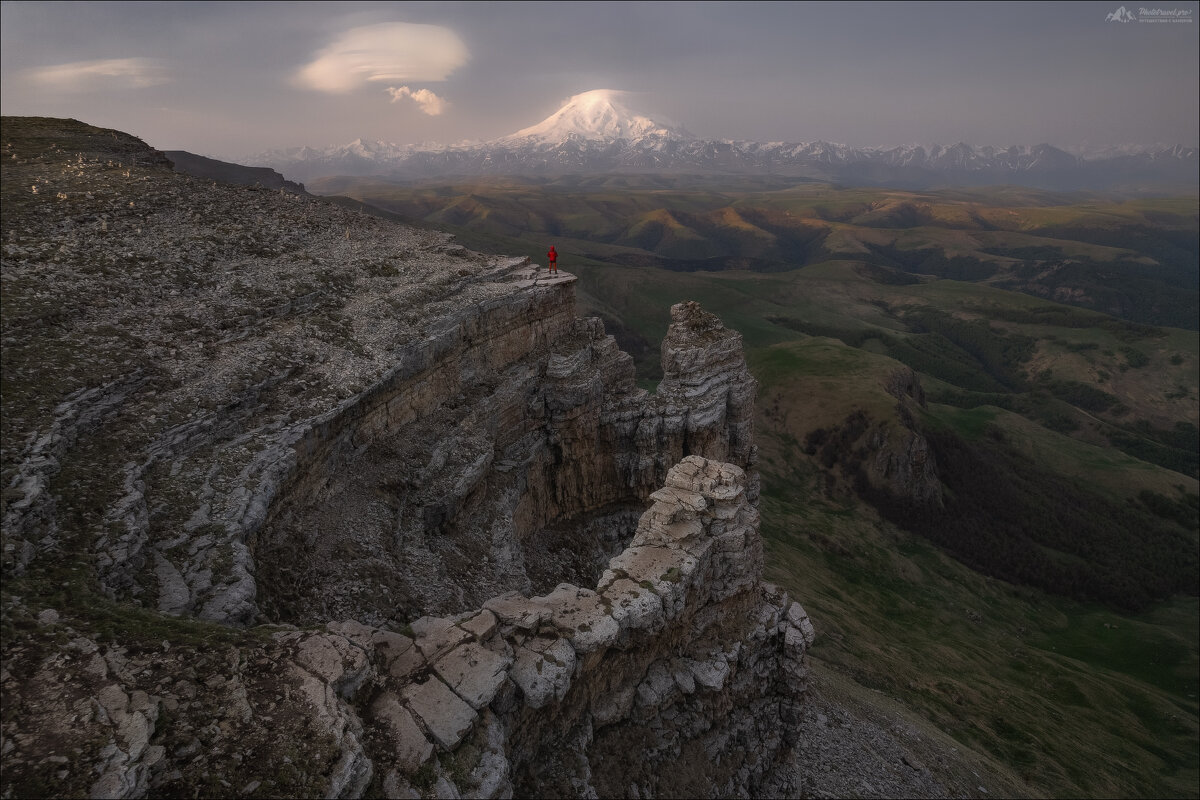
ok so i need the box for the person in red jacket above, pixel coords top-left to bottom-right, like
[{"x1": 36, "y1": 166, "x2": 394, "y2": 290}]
[{"x1": 547, "y1": 246, "x2": 558, "y2": 275}]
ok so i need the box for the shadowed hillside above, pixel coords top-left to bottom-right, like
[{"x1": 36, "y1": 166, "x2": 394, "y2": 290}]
[{"x1": 165, "y1": 150, "x2": 307, "y2": 193}]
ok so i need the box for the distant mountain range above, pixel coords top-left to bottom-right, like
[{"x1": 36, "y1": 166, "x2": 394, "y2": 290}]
[{"x1": 249, "y1": 89, "x2": 1198, "y2": 192}]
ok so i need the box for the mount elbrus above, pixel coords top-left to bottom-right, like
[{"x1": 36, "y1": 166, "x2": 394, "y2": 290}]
[{"x1": 250, "y1": 89, "x2": 1198, "y2": 192}]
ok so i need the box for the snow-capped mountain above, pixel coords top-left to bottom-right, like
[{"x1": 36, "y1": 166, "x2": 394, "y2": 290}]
[
  {"x1": 499, "y1": 89, "x2": 693, "y2": 145},
  {"x1": 248, "y1": 90, "x2": 1198, "y2": 192}
]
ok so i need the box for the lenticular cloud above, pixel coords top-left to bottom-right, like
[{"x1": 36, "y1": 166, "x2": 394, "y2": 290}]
[
  {"x1": 387, "y1": 86, "x2": 449, "y2": 116},
  {"x1": 295, "y1": 22, "x2": 469, "y2": 94}
]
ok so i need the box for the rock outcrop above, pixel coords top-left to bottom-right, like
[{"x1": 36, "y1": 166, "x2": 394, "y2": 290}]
[
  {"x1": 354, "y1": 456, "x2": 812, "y2": 799},
  {"x1": 164, "y1": 150, "x2": 306, "y2": 194},
  {"x1": 875, "y1": 368, "x2": 941, "y2": 507},
  {"x1": 1, "y1": 117, "x2": 815, "y2": 798},
  {"x1": 254, "y1": 294, "x2": 760, "y2": 628}
]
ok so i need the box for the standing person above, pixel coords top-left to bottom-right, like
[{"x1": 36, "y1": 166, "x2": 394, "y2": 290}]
[{"x1": 547, "y1": 246, "x2": 558, "y2": 275}]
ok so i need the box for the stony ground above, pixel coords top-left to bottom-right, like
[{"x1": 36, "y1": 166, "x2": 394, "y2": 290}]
[
  {"x1": 2, "y1": 117, "x2": 537, "y2": 623},
  {"x1": 2, "y1": 117, "x2": 511, "y2": 483},
  {"x1": 1, "y1": 117, "x2": 1033, "y2": 799},
  {"x1": 782, "y1": 661, "x2": 1034, "y2": 799}
]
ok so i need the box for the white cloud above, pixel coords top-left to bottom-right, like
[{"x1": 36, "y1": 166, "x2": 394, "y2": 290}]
[
  {"x1": 27, "y1": 58, "x2": 169, "y2": 90},
  {"x1": 295, "y1": 22, "x2": 468, "y2": 93},
  {"x1": 386, "y1": 85, "x2": 449, "y2": 116}
]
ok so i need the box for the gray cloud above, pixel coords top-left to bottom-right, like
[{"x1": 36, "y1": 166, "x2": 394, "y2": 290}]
[
  {"x1": 0, "y1": 2, "x2": 1195, "y2": 158},
  {"x1": 27, "y1": 57, "x2": 169, "y2": 91}
]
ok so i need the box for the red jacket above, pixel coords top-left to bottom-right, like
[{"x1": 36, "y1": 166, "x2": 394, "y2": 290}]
[{"x1": 547, "y1": 247, "x2": 557, "y2": 262}]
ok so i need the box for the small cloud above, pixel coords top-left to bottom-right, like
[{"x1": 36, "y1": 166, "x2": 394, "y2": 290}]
[
  {"x1": 387, "y1": 85, "x2": 449, "y2": 116},
  {"x1": 296, "y1": 22, "x2": 468, "y2": 93},
  {"x1": 27, "y1": 57, "x2": 169, "y2": 90}
]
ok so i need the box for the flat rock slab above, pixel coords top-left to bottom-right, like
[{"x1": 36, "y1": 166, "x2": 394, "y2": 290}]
[
  {"x1": 510, "y1": 637, "x2": 576, "y2": 709},
  {"x1": 411, "y1": 616, "x2": 471, "y2": 663},
  {"x1": 483, "y1": 592, "x2": 552, "y2": 631},
  {"x1": 294, "y1": 633, "x2": 369, "y2": 695},
  {"x1": 638, "y1": 517, "x2": 704, "y2": 547},
  {"x1": 370, "y1": 629, "x2": 415, "y2": 659},
  {"x1": 607, "y1": 545, "x2": 690, "y2": 589},
  {"x1": 539, "y1": 584, "x2": 619, "y2": 654},
  {"x1": 371, "y1": 693, "x2": 433, "y2": 770},
  {"x1": 387, "y1": 641, "x2": 427, "y2": 681},
  {"x1": 458, "y1": 609, "x2": 498, "y2": 641},
  {"x1": 600, "y1": 578, "x2": 664, "y2": 633},
  {"x1": 326, "y1": 620, "x2": 377, "y2": 649},
  {"x1": 403, "y1": 678, "x2": 478, "y2": 751},
  {"x1": 432, "y1": 642, "x2": 512, "y2": 710},
  {"x1": 648, "y1": 485, "x2": 708, "y2": 520}
]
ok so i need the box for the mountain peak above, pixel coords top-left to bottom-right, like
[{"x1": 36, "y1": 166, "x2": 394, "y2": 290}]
[{"x1": 501, "y1": 89, "x2": 692, "y2": 144}]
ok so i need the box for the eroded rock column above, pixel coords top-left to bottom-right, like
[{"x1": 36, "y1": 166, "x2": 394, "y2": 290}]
[{"x1": 337, "y1": 456, "x2": 816, "y2": 799}]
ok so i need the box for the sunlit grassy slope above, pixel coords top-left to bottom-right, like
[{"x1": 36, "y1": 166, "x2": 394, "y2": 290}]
[{"x1": 318, "y1": 177, "x2": 1200, "y2": 797}]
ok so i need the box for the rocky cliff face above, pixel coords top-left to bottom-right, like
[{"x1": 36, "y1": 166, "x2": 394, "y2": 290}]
[
  {"x1": 253, "y1": 295, "x2": 760, "y2": 629},
  {"x1": 351, "y1": 456, "x2": 811, "y2": 799},
  {"x1": 1, "y1": 117, "x2": 812, "y2": 798},
  {"x1": 164, "y1": 150, "x2": 306, "y2": 194},
  {"x1": 875, "y1": 369, "x2": 942, "y2": 508}
]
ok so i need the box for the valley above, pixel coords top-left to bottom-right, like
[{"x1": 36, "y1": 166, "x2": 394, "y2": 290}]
[
  {"x1": 4, "y1": 3, "x2": 1197, "y2": 796},
  {"x1": 313, "y1": 173, "x2": 1200, "y2": 797}
]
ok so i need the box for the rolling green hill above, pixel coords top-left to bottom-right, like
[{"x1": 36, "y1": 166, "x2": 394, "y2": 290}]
[
  {"x1": 312, "y1": 175, "x2": 1200, "y2": 328},
  {"x1": 314, "y1": 175, "x2": 1200, "y2": 798}
]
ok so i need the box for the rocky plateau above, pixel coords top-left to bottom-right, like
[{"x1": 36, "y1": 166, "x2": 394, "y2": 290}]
[{"x1": 1, "y1": 117, "x2": 1023, "y2": 799}]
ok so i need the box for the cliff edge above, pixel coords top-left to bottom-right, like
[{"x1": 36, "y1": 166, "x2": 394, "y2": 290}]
[{"x1": 1, "y1": 117, "x2": 812, "y2": 798}]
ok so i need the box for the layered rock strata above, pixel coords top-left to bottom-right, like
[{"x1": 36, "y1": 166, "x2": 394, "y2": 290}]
[
  {"x1": 2, "y1": 456, "x2": 813, "y2": 799},
  {"x1": 359, "y1": 456, "x2": 814, "y2": 799},
  {"x1": 1, "y1": 118, "x2": 812, "y2": 799},
  {"x1": 254, "y1": 298, "x2": 760, "y2": 627}
]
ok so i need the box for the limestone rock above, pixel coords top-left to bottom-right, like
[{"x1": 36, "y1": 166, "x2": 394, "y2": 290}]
[
  {"x1": 403, "y1": 678, "x2": 478, "y2": 750},
  {"x1": 412, "y1": 616, "x2": 472, "y2": 663},
  {"x1": 370, "y1": 693, "x2": 434, "y2": 770},
  {"x1": 458, "y1": 610, "x2": 498, "y2": 641},
  {"x1": 540, "y1": 584, "x2": 620, "y2": 654},
  {"x1": 510, "y1": 636, "x2": 576, "y2": 709},
  {"x1": 0, "y1": 119, "x2": 820, "y2": 800},
  {"x1": 483, "y1": 593, "x2": 552, "y2": 631},
  {"x1": 432, "y1": 642, "x2": 512, "y2": 710}
]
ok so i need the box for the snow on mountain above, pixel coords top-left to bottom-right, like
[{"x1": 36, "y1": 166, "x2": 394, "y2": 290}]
[
  {"x1": 245, "y1": 88, "x2": 1198, "y2": 191},
  {"x1": 500, "y1": 89, "x2": 693, "y2": 144}
]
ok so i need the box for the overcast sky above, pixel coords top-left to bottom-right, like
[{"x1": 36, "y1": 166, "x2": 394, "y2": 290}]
[{"x1": 2, "y1": 1, "x2": 1197, "y2": 159}]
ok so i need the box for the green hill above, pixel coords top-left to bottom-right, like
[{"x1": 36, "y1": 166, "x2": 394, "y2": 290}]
[
  {"x1": 311, "y1": 175, "x2": 1199, "y2": 328},
  {"x1": 311, "y1": 175, "x2": 1200, "y2": 798}
]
